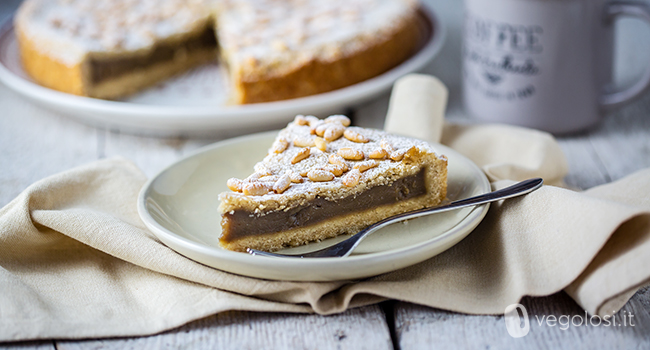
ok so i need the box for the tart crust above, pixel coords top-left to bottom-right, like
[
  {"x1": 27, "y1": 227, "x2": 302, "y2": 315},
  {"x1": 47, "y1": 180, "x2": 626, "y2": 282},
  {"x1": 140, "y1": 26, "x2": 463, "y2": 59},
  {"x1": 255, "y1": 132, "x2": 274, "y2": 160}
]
[{"x1": 227, "y1": 16, "x2": 422, "y2": 104}]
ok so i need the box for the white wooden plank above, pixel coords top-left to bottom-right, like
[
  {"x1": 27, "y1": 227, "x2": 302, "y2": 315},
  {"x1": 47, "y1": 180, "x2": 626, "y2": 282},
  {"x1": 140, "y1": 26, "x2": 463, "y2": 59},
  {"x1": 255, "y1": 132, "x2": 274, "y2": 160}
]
[
  {"x1": 99, "y1": 129, "x2": 186, "y2": 178},
  {"x1": 588, "y1": 95, "x2": 650, "y2": 183},
  {"x1": 0, "y1": 85, "x2": 99, "y2": 206},
  {"x1": 556, "y1": 137, "x2": 611, "y2": 190},
  {"x1": 394, "y1": 288, "x2": 649, "y2": 350},
  {"x1": 56, "y1": 306, "x2": 393, "y2": 350},
  {"x1": 100, "y1": 129, "x2": 277, "y2": 178}
]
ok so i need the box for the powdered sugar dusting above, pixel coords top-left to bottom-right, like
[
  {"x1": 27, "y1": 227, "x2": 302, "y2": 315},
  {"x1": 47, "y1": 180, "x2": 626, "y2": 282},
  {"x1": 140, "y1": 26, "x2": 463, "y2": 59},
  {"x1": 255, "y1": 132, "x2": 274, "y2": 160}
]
[
  {"x1": 17, "y1": 0, "x2": 418, "y2": 70},
  {"x1": 218, "y1": 0, "x2": 418, "y2": 70}
]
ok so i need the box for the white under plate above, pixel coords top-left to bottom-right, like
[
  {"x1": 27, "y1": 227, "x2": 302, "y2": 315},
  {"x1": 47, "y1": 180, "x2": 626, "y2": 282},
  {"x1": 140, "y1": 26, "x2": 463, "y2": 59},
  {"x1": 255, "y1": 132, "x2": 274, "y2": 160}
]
[
  {"x1": 137, "y1": 131, "x2": 491, "y2": 281},
  {"x1": 0, "y1": 4, "x2": 445, "y2": 135}
]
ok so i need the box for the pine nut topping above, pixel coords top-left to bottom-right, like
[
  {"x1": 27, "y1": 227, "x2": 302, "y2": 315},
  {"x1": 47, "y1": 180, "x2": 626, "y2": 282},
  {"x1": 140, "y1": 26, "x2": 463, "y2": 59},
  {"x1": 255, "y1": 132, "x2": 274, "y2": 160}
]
[
  {"x1": 242, "y1": 182, "x2": 272, "y2": 196},
  {"x1": 270, "y1": 138, "x2": 289, "y2": 153},
  {"x1": 253, "y1": 163, "x2": 272, "y2": 176},
  {"x1": 258, "y1": 175, "x2": 280, "y2": 183},
  {"x1": 380, "y1": 139, "x2": 395, "y2": 154},
  {"x1": 227, "y1": 178, "x2": 243, "y2": 192},
  {"x1": 390, "y1": 150, "x2": 405, "y2": 161},
  {"x1": 286, "y1": 170, "x2": 304, "y2": 183},
  {"x1": 294, "y1": 115, "x2": 309, "y2": 126},
  {"x1": 342, "y1": 169, "x2": 361, "y2": 187},
  {"x1": 291, "y1": 147, "x2": 311, "y2": 164},
  {"x1": 353, "y1": 160, "x2": 378, "y2": 172},
  {"x1": 337, "y1": 147, "x2": 364, "y2": 160},
  {"x1": 309, "y1": 121, "x2": 324, "y2": 135},
  {"x1": 307, "y1": 169, "x2": 335, "y2": 182},
  {"x1": 305, "y1": 115, "x2": 320, "y2": 126},
  {"x1": 329, "y1": 154, "x2": 346, "y2": 165},
  {"x1": 324, "y1": 124, "x2": 345, "y2": 141},
  {"x1": 344, "y1": 129, "x2": 369, "y2": 143},
  {"x1": 273, "y1": 174, "x2": 292, "y2": 194},
  {"x1": 314, "y1": 137, "x2": 327, "y2": 151},
  {"x1": 245, "y1": 172, "x2": 264, "y2": 182},
  {"x1": 315, "y1": 123, "x2": 328, "y2": 137},
  {"x1": 390, "y1": 147, "x2": 415, "y2": 161},
  {"x1": 322, "y1": 163, "x2": 348, "y2": 176},
  {"x1": 368, "y1": 148, "x2": 388, "y2": 159},
  {"x1": 293, "y1": 136, "x2": 315, "y2": 147},
  {"x1": 325, "y1": 115, "x2": 351, "y2": 126}
]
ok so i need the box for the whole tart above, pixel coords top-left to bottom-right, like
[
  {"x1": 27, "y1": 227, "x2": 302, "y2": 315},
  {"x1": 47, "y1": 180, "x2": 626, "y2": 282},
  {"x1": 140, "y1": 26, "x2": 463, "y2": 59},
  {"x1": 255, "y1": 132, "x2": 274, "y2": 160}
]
[
  {"x1": 218, "y1": 115, "x2": 448, "y2": 252},
  {"x1": 15, "y1": 0, "x2": 422, "y2": 103}
]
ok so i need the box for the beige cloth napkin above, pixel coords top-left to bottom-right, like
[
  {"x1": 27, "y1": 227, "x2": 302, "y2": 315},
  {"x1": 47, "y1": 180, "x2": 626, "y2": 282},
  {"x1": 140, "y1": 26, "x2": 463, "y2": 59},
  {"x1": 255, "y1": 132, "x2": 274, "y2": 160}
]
[{"x1": 2, "y1": 74, "x2": 650, "y2": 341}]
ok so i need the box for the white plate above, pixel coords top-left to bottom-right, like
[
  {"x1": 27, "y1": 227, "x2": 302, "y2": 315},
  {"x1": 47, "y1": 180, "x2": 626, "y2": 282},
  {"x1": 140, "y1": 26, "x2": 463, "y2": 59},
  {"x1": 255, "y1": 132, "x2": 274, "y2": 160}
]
[
  {"x1": 0, "y1": 4, "x2": 445, "y2": 135},
  {"x1": 137, "y1": 131, "x2": 491, "y2": 281}
]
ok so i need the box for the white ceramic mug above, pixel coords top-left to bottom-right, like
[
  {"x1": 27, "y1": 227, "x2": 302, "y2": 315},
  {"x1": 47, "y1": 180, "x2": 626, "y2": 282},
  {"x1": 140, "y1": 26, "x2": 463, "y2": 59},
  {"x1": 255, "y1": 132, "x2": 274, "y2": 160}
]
[{"x1": 462, "y1": 0, "x2": 650, "y2": 134}]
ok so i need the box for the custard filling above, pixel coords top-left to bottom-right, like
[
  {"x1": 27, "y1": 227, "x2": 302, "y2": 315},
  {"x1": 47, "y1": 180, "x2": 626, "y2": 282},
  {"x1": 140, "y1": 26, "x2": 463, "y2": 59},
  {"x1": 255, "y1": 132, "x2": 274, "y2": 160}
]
[
  {"x1": 220, "y1": 169, "x2": 427, "y2": 242},
  {"x1": 88, "y1": 26, "x2": 217, "y2": 84}
]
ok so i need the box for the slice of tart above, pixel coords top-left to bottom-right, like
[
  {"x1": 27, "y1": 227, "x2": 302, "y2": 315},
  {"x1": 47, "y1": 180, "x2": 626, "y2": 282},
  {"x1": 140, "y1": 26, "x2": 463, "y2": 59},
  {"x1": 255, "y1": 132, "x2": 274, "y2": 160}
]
[
  {"x1": 15, "y1": 0, "x2": 217, "y2": 99},
  {"x1": 218, "y1": 115, "x2": 448, "y2": 252}
]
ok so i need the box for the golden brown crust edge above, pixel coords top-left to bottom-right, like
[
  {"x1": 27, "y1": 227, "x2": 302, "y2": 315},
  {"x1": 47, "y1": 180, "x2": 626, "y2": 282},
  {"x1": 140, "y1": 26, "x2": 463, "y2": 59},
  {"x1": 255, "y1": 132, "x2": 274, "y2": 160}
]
[
  {"x1": 16, "y1": 28, "x2": 86, "y2": 96},
  {"x1": 230, "y1": 15, "x2": 422, "y2": 104},
  {"x1": 220, "y1": 156, "x2": 447, "y2": 252}
]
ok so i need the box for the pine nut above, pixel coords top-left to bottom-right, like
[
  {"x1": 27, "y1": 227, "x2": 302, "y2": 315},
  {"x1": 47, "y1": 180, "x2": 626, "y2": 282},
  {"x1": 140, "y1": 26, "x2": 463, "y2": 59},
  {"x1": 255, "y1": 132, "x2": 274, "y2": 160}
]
[
  {"x1": 227, "y1": 178, "x2": 243, "y2": 192},
  {"x1": 325, "y1": 115, "x2": 351, "y2": 126},
  {"x1": 344, "y1": 129, "x2": 369, "y2": 143},
  {"x1": 368, "y1": 148, "x2": 388, "y2": 159},
  {"x1": 337, "y1": 147, "x2": 364, "y2": 160},
  {"x1": 273, "y1": 174, "x2": 292, "y2": 194},
  {"x1": 293, "y1": 136, "x2": 315, "y2": 147},
  {"x1": 380, "y1": 139, "x2": 395, "y2": 154},
  {"x1": 242, "y1": 182, "x2": 272, "y2": 196},
  {"x1": 329, "y1": 154, "x2": 346, "y2": 165},
  {"x1": 322, "y1": 163, "x2": 348, "y2": 176},
  {"x1": 324, "y1": 124, "x2": 345, "y2": 142},
  {"x1": 307, "y1": 169, "x2": 335, "y2": 182},
  {"x1": 270, "y1": 138, "x2": 289, "y2": 153},
  {"x1": 342, "y1": 169, "x2": 361, "y2": 187},
  {"x1": 294, "y1": 115, "x2": 309, "y2": 126},
  {"x1": 286, "y1": 170, "x2": 304, "y2": 183},
  {"x1": 314, "y1": 137, "x2": 327, "y2": 151},
  {"x1": 291, "y1": 147, "x2": 311, "y2": 164},
  {"x1": 353, "y1": 160, "x2": 378, "y2": 172}
]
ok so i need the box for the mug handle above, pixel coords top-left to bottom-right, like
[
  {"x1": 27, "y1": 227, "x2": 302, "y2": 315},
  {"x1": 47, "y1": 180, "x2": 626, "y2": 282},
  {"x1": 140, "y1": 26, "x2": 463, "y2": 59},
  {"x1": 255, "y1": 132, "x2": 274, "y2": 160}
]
[{"x1": 601, "y1": 1, "x2": 650, "y2": 108}]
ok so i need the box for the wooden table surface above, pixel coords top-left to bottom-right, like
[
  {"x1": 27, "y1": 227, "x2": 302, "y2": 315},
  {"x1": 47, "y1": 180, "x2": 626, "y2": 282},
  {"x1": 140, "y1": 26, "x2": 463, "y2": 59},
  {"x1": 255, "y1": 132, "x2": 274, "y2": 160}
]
[{"x1": 1, "y1": 0, "x2": 649, "y2": 348}]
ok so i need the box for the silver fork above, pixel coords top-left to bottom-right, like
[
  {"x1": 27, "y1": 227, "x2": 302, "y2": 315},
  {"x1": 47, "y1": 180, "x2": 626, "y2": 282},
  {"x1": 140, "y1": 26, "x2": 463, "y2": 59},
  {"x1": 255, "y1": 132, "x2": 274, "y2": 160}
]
[{"x1": 247, "y1": 178, "x2": 543, "y2": 258}]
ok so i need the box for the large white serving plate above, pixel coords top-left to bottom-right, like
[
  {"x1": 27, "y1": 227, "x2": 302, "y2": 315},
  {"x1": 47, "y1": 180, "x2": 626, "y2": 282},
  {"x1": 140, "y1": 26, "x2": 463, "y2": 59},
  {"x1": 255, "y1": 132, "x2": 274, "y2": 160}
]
[
  {"x1": 137, "y1": 131, "x2": 491, "y2": 281},
  {"x1": 0, "y1": 4, "x2": 445, "y2": 135}
]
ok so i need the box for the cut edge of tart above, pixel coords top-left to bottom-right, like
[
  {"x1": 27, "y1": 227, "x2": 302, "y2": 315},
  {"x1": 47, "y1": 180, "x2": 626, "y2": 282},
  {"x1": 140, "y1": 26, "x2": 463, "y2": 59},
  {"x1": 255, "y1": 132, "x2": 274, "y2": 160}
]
[{"x1": 218, "y1": 115, "x2": 448, "y2": 252}]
